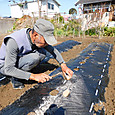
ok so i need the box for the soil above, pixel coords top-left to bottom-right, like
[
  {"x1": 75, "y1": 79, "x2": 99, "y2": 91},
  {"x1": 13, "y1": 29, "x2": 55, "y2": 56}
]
[{"x1": 0, "y1": 34, "x2": 115, "y2": 115}]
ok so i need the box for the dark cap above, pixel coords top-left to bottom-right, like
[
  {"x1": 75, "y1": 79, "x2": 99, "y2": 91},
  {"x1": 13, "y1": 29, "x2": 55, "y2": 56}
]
[{"x1": 33, "y1": 19, "x2": 57, "y2": 45}]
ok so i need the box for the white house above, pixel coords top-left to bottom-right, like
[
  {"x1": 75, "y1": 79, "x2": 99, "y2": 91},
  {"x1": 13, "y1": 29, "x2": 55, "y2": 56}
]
[{"x1": 10, "y1": 0, "x2": 61, "y2": 18}]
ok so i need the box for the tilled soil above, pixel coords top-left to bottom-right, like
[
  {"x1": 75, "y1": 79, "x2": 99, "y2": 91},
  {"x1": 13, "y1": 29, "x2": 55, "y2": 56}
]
[{"x1": 0, "y1": 35, "x2": 115, "y2": 114}]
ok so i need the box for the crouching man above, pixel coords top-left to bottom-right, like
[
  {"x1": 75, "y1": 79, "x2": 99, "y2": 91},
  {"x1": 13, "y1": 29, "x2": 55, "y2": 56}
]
[{"x1": 0, "y1": 19, "x2": 73, "y2": 89}]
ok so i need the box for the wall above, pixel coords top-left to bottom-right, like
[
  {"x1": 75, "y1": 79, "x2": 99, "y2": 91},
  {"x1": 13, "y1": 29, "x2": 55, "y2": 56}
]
[
  {"x1": 41, "y1": 0, "x2": 60, "y2": 18},
  {"x1": 27, "y1": 1, "x2": 39, "y2": 17},
  {"x1": 10, "y1": 5, "x2": 22, "y2": 18},
  {"x1": 0, "y1": 18, "x2": 15, "y2": 34},
  {"x1": 10, "y1": 0, "x2": 60, "y2": 18},
  {"x1": 80, "y1": 12, "x2": 110, "y2": 31}
]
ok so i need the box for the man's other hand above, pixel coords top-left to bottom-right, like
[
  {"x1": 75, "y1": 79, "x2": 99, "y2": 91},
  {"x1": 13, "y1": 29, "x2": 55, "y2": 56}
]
[
  {"x1": 29, "y1": 73, "x2": 52, "y2": 83},
  {"x1": 61, "y1": 63, "x2": 73, "y2": 80}
]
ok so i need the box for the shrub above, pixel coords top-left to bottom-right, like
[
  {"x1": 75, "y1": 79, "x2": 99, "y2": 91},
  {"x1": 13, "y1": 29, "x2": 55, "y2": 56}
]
[
  {"x1": 85, "y1": 28, "x2": 96, "y2": 36},
  {"x1": 59, "y1": 16, "x2": 64, "y2": 23},
  {"x1": 103, "y1": 27, "x2": 115, "y2": 37},
  {"x1": 85, "y1": 27, "x2": 115, "y2": 37}
]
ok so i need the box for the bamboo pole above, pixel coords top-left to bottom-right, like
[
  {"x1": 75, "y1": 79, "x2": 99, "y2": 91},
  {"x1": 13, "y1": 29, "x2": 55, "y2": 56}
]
[
  {"x1": 37, "y1": 0, "x2": 41, "y2": 18},
  {"x1": 46, "y1": 0, "x2": 48, "y2": 16}
]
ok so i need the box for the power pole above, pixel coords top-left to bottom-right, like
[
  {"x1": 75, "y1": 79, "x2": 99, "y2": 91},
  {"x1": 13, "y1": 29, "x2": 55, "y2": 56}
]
[
  {"x1": 37, "y1": 0, "x2": 41, "y2": 18},
  {"x1": 46, "y1": 0, "x2": 48, "y2": 16}
]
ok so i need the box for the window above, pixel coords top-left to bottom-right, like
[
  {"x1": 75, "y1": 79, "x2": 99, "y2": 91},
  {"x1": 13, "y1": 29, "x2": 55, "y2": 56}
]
[
  {"x1": 48, "y1": 3, "x2": 54, "y2": 10},
  {"x1": 48, "y1": 3, "x2": 50, "y2": 9},
  {"x1": 52, "y1": 4, "x2": 54, "y2": 10}
]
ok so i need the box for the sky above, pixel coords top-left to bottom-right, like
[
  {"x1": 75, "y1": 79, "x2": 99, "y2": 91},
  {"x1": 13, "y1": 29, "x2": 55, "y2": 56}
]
[{"x1": 0, "y1": 0, "x2": 78, "y2": 17}]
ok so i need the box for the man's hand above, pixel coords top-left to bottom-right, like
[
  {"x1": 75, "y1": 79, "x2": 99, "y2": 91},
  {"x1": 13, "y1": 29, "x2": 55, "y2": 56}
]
[
  {"x1": 29, "y1": 73, "x2": 52, "y2": 83},
  {"x1": 61, "y1": 63, "x2": 73, "y2": 80}
]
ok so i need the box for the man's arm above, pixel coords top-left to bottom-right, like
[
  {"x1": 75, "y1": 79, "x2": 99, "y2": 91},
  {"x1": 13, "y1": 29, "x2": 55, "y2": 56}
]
[
  {"x1": 45, "y1": 45, "x2": 73, "y2": 79},
  {"x1": 44, "y1": 45, "x2": 65, "y2": 64},
  {"x1": 4, "y1": 38, "x2": 51, "y2": 83},
  {"x1": 4, "y1": 38, "x2": 31, "y2": 80}
]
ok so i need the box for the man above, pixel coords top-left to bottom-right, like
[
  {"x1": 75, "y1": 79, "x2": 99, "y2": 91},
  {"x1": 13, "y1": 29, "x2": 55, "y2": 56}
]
[{"x1": 0, "y1": 19, "x2": 73, "y2": 89}]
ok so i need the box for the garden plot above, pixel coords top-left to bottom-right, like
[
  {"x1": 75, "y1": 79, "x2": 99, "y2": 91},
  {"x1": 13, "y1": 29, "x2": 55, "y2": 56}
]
[{"x1": 0, "y1": 42, "x2": 112, "y2": 115}]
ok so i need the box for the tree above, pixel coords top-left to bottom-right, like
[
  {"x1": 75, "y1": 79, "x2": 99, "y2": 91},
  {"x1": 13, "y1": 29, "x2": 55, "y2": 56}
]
[
  {"x1": 9, "y1": 0, "x2": 26, "y2": 6},
  {"x1": 69, "y1": 8, "x2": 77, "y2": 15},
  {"x1": 37, "y1": 0, "x2": 41, "y2": 18}
]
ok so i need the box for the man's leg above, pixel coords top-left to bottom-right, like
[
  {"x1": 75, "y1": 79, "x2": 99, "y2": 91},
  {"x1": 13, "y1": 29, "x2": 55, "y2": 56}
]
[
  {"x1": 0, "y1": 63, "x2": 11, "y2": 86},
  {"x1": 0, "y1": 63, "x2": 23, "y2": 89},
  {"x1": 0, "y1": 49, "x2": 46, "y2": 89},
  {"x1": 18, "y1": 50, "x2": 46, "y2": 71},
  {"x1": 11, "y1": 49, "x2": 46, "y2": 89}
]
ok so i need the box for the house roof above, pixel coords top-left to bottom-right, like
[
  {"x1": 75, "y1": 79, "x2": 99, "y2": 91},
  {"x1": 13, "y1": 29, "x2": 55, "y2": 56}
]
[
  {"x1": 10, "y1": 0, "x2": 61, "y2": 6},
  {"x1": 75, "y1": 0, "x2": 113, "y2": 6},
  {"x1": 53, "y1": 0, "x2": 61, "y2": 6}
]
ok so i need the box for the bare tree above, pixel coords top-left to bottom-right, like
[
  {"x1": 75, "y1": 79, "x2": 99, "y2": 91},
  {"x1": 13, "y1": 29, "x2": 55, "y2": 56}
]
[
  {"x1": 82, "y1": 2, "x2": 107, "y2": 39},
  {"x1": 37, "y1": 0, "x2": 42, "y2": 18},
  {"x1": 46, "y1": 0, "x2": 48, "y2": 16}
]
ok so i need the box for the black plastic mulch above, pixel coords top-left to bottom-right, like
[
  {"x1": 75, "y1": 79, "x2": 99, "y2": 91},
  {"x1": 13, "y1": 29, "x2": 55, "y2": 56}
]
[{"x1": 0, "y1": 42, "x2": 113, "y2": 115}]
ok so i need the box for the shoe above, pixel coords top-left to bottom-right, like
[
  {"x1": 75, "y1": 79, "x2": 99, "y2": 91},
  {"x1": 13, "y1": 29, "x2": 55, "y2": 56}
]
[
  {"x1": 0, "y1": 75, "x2": 10, "y2": 87},
  {"x1": 11, "y1": 77, "x2": 25, "y2": 89}
]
